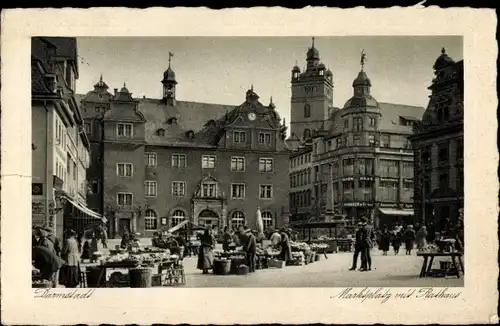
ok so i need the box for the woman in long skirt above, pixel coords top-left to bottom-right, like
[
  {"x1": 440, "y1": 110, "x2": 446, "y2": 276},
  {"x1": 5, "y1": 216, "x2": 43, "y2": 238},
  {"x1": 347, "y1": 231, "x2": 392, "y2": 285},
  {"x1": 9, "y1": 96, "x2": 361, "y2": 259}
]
[
  {"x1": 404, "y1": 225, "x2": 416, "y2": 255},
  {"x1": 197, "y1": 229, "x2": 215, "y2": 274},
  {"x1": 59, "y1": 230, "x2": 81, "y2": 288},
  {"x1": 379, "y1": 228, "x2": 391, "y2": 256},
  {"x1": 392, "y1": 230, "x2": 402, "y2": 255}
]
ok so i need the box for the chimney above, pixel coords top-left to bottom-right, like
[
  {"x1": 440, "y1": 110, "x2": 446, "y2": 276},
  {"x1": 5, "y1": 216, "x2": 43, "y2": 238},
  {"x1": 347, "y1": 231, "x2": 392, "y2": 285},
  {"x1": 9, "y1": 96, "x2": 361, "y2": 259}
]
[{"x1": 114, "y1": 88, "x2": 118, "y2": 95}]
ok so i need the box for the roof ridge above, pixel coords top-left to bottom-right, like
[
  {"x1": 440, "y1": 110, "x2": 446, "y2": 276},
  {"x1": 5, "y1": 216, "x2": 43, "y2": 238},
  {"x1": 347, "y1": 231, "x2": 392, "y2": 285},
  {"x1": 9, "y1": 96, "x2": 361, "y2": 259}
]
[{"x1": 378, "y1": 101, "x2": 425, "y2": 108}]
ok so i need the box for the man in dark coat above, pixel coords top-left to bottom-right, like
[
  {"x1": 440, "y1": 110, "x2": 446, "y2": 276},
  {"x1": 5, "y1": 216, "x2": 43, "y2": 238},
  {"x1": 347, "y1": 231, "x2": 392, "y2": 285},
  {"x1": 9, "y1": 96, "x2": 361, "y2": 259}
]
[
  {"x1": 240, "y1": 226, "x2": 257, "y2": 273},
  {"x1": 360, "y1": 217, "x2": 374, "y2": 271},
  {"x1": 32, "y1": 245, "x2": 65, "y2": 287},
  {"x1": 349, "y1": 222, "x2": 364, "y2": 271}
]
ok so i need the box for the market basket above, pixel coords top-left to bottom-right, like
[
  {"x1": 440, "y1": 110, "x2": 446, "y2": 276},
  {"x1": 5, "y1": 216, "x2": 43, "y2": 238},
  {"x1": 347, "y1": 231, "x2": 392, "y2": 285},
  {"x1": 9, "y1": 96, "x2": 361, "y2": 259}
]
[
  {"x1": 315, "y1": 253, "x2": 321, "y2": 261},
  {"x1": 237, "y1": 265, "x2": 249, "y2": 275},
  {"x1": 213, "y1": 259, "x2": 231, "y2": 275},
  {"x1": 230, "y1": 258, "x2": 247, "y2": 274},
  {"x1": 151, "y1": 274, "x2": 163, "y2": 287},
  {"x1": 268, "y1": 259, "x2": 284, "y2": 268},
  {"x1": 129, "y1": 267, "x2": 153, "y2": 288}
]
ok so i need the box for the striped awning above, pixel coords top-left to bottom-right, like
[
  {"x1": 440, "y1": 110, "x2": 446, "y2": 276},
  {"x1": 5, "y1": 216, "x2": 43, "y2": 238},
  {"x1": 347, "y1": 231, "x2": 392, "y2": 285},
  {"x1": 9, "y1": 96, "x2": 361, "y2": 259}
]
[
  {"x1": 378, "y1": 208, "x2": 414, "y2": 216},
  {"x1": 65, "y1": 197, "x2": 107, "y2": 223}
]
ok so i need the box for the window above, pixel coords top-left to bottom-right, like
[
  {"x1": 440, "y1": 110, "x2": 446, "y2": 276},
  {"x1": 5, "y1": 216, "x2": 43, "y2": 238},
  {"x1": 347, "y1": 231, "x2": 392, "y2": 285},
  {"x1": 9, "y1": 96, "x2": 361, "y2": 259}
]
[
  {"x1": 259, "y1": 185, "x2": 273, "y2": 199},
  {"x1": 144, "y1": 209, "x2": 158, "y2": 230},
  {"x1": 117, "y1": 163, "x2": 133, "y2": 177},
  {"x1": 262, "y1": 211, "x2": 273, "y2": 229},
  {"x1": 258, "y1": 133, "x2": 272, "y2": 144},
  {"x1": 344, "y1": 135, "x2": 349, "y2": 147},
  {"x1": 304, "y1": 104, "x2": 311, "y2": 118},
  {"x1": 230, "y1": 157, "x2": 245, "y2": 171},
  {"x1": 172, "y1": 154, "x2": 187, "y2": 168},
  {"x1": 231, "y1": 184, "x2": 245, "y2": 199},
  {"x1": 172, "y1": 181, "x2": 186, "y2": 197},
  {"x1": 202, "y1": 182, "x2": 218, "y2": 198},
  {"x1": 368, "y1": 134, "x2": 375, "y2": 146},
  {"x1": 344, "y1": 119, "x2": 349, "y2": 128},
  {"x1": 382, "y1": 134, "x2": 390, "y2": 147},
  {"x1": 145, "y1": 181, "x2": 157, "y2": 197},
  {"x1": 234, "y1": 131, "x2": 246, "y2": 143},
  {"x1": 117, "y1": 193, "x2": 133, "y2": 206},
  {"x1": 438, "y1": 145, "x2": 449, "y2": 163},
  {"x1": 231, "y1": 211, "x2": 245, "y2": 229},
  {"x1": 439, "y1": 173, "x2": 449, "y2": 189},
  {"x1": 379, "y1": 180, "x2": 399, "y2": 201},
  {"x1": 116, "y1": 123, "x2": 133, "y2": 137},
  {"x1": 145, "y1": 152, "x2": 157, "y2": 167},
  {"x1": 202, "y1": 155, "x2": 216, "y2": 169},
  {"x1": 353, "y1": 134, "x2": 361, "y2": 146},
  {"x1": 422, "y1": 149, "x2": 431, "y2": 166},
  {"x1": 379, "y1": 159, "x2": 399, "y2": 178},
  {"x1": 369, "y1": 117, "x2": 376, "y2": 127},
  {"x1": 403, "y1": 180, "x2": 414, "y2": 189},
  {"x1": 171, "y1": 210, "x2": 186, "y2": 227},
  {"x1": 259, "y1": 158, "x2": 273, "y2": 172},
  {"x1": 336, "y1": 138, "x2": 341, "y2": 148},
  {"x1": 353, "y1": 117, "x2": 363, "y2": 131},
  {"x1": 89, "y1": 179, "x2": 99, "y2": 195},
  {"x1": 303, "y1": 129, "x2": 311, "y2": 140},
  {"x1": 327, "y1": 140, "x2": 332, "y2": 150},
  {"x1": 84, "y1": 122, "x2": 92, "y2": 135}
]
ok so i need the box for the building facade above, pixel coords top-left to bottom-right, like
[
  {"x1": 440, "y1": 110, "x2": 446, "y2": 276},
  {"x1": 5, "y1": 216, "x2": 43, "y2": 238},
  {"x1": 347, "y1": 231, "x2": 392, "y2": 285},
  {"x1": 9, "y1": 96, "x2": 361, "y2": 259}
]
[
  {"x1": 409, "y1": 49, "x2": 464, "y2": 230},
  {"x1": 31, "y1": 37, "x2": 99, "y2": 238},
  {"x1": 288, "y1": 40, "x2": 425, "y2": 227},
  {"x1": 79, "y1": 61, "x2": 290, "y2": 238},
  {"x1": 288, "y1": 143, "x2": 313, "y2": 223}
]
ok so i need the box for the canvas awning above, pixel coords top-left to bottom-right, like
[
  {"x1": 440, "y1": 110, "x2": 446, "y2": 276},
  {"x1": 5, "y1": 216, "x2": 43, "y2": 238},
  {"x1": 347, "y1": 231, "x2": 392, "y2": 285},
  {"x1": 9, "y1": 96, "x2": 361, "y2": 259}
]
[
  {"x1": 378, "y1": 208, "x2": 414, "y2": 216},
  {"x1": 168, "y1": 220, "x2": 206, "y2": 233},
  {"x1": 65, "y1": 197, "x2": 107, "y2": 223}
]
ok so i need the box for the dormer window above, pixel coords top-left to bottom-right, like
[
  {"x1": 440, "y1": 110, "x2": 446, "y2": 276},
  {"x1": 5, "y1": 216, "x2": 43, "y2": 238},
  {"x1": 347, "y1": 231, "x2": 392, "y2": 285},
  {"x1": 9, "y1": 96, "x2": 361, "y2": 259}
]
[
  {"x1": 186, "y1": 130, "x2": 195, "y2": 140},
  {"x1": 156, "y1": 128, "x2": 166, "y2": 136},
  {"x1": 167, "y1": 117, "x2": 178, "y2": 125}
]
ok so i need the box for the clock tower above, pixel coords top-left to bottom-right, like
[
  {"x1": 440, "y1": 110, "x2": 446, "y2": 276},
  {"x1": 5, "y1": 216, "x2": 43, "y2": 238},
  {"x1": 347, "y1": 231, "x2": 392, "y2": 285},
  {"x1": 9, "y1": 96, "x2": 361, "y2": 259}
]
[{"x1": 290, "y1": 37, "x2": 334, "y2": 142}]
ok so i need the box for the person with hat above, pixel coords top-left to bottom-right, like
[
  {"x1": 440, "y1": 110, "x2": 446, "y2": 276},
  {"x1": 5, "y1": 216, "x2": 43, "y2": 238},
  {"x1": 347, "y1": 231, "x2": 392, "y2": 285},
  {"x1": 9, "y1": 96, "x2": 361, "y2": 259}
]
[
  {"x1": 32, "y1": 240, "x2": 65, "y2": 288},
  {"x1": 58, "y1": 229, "x2": 81, "y2": 288},
  {"x1": 278, "y1": 228, "x2": 292, "y2": 263},
  {"x1": 404, "y1": 225, "x2": 416, "y2": 255},
  {"x1": 349, "y1": 221, "x2": 365, "y2": 271},
  {"x1": 360, "y1": 217, "x2": 374, "y2": 271},
  {"x1": 239, "y1": 225, "x2": 257, "y2": 273}
]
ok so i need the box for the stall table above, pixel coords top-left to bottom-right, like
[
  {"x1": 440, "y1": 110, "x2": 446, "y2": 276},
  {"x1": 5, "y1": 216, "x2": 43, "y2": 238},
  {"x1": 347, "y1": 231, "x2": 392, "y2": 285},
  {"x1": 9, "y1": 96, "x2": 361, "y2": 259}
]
[{"x1": 417, "y1": 252, "x2": 464, "y2": 278}]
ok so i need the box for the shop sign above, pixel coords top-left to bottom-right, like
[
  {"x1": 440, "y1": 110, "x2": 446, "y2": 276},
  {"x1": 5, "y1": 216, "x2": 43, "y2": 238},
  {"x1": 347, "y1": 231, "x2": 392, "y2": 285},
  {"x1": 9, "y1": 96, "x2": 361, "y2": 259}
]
[
  {"x1": 380, "y1": 178, "x2": 399, "y2": 182},
  {"x1": 161, "y1": 217, "x2": 168, "y2": 225},
  {"x1": 342, "y1": 177, "x2": 354, "y2": 181},
  {"x1": 32, "y1": 200, "x2": 45, "y2": 214},
  {"x1": 359, "y1": 176, "x2": 374, "y2": 181},
  {"x1": 32, "y1": 183, "x2": 43, "y2": 196},
  {"x1": 379, "y1": 202, "x2": 398, "y2": 208},
  {"x1": 343, "y1": 202, "x2": 370, "y2": 207},
  {"x1": 402, "y1": 203, "x2": 414, "y2": 209}
]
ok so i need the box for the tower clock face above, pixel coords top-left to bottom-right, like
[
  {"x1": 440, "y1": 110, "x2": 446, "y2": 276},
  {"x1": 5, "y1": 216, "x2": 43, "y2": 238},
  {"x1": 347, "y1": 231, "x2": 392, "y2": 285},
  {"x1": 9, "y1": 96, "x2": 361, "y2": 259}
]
[{"x1": 248, "y1": 112, "x2": 256, "y2": 121}]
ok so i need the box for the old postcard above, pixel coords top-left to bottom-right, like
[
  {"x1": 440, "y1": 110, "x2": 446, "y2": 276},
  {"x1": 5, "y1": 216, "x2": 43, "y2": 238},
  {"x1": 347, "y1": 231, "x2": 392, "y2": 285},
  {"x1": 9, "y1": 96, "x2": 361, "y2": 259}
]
[{"x1": 0, "y1": 7, "x2": 498, "y2": 325}]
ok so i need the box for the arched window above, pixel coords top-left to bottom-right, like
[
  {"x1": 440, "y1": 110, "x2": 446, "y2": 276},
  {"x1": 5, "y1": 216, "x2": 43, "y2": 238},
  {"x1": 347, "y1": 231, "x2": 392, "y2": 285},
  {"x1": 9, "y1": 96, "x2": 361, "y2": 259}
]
[
  {"x1": 144, "y1": 209, "x2": 158, "y2": 230},
  {"x1": 262, "y1": 211, "x2": 273, "y2": 229},
  {"x1": 171, "y1": 209, "x2": 186, "y2": 227},
  {"x1": 304, "y1": 104, "x2": 311, "y2": 118},
  {"x1": 231, "y1": 211, "x2": 245, "y2": 229},
  {"x1": 303, "y1": 128, "x2": 311, "y2": 140}
]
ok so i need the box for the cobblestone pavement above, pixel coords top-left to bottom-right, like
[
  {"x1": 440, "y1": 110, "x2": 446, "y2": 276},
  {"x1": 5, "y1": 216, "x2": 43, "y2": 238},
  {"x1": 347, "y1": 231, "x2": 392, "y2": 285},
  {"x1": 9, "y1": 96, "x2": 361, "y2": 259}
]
[{"x1": 91, "y1": 239, "x2": 464, "y2": 288}]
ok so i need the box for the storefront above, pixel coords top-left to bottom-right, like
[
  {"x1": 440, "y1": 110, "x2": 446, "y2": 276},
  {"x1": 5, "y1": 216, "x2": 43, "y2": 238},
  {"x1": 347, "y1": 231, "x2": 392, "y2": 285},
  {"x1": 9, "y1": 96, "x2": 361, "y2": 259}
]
[
  {"x1": 63, "y1": 196, "x2": 107, "y2": 235},
  {"x1": 377, "y1": 203, "x2": 414, "y2": 228}
]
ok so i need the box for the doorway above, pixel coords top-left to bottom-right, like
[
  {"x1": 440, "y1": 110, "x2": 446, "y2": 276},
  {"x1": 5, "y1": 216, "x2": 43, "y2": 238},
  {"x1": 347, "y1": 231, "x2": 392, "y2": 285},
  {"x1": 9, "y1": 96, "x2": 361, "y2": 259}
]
[{"x1": 118, "y1": 218, "x2": 131, "y2": 235}]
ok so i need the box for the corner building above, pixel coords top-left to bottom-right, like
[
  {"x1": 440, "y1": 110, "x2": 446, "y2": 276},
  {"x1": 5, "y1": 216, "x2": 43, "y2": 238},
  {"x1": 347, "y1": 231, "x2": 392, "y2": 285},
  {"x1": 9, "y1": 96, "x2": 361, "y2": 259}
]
[
  {"x1": 79, "y1": 63, "x2": 289, "y2": 238},
  {"x1": 288, "y1": 39, "x2": 425, "y2": 226},
  {"x1": 409, "y1": 49, "x2": 464, "y2": 230}
]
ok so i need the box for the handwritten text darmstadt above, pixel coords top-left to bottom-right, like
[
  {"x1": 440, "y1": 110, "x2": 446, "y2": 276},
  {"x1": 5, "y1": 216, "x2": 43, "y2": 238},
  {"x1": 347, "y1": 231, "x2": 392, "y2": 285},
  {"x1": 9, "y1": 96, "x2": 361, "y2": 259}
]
[
  {"x1": 34, "y1": 288, "x2": 95, "y2": 299},
  {"x1": 331, "y1": 287, "x2": 461, "y2": 303}
]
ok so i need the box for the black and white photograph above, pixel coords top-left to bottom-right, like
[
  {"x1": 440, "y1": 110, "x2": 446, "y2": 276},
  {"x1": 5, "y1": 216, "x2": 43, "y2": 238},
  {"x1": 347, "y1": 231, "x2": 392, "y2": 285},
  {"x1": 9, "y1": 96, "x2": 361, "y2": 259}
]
[{"x1": 1, "y1": 7, "x2": 497, "y2": 326}]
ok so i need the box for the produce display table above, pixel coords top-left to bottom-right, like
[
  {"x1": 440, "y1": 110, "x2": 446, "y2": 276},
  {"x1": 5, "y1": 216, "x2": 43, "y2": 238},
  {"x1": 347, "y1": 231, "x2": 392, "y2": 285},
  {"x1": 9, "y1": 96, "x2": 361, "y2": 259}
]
[
  {"x1": 87, "y1": 261, "x2": 139, "y2": 288},
  {"x1": 417, "y1": 252, "x2": 464, "y2": 278}
]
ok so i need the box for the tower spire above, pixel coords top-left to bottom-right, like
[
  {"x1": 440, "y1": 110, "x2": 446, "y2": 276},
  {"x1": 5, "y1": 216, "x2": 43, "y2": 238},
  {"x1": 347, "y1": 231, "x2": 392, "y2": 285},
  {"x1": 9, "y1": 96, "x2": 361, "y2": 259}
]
[
  {"x1": 312, "y1": 37, "x2": 315, "y2": 48},
  {"x1": 100, "y1": 73, "x2": 103, "y2": 82},
  {"x1": 168, "y1": 52, "x2": 174, "y2": 68},
  {"x1": 251, "y1": 84, "x2": 254, "y2": 91},
  {"x1": 360, "y1": 49, "x2": 367, "y2": 71}
]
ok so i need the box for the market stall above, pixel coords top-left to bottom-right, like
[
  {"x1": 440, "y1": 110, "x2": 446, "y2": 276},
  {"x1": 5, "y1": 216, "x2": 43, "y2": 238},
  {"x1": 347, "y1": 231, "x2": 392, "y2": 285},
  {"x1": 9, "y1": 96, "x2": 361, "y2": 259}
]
[
  {"x1": 294, "y1": 221, "x2": 356, "y2": 253},
  {"x1": 83, "y1": 247, "x2": 184, "y2": 288}
]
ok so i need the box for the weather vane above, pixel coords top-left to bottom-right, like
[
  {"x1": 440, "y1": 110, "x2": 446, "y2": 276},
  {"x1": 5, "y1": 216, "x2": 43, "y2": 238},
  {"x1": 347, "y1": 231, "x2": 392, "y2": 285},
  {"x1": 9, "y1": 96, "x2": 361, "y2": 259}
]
[
  {"x1": 168, "y1": 52, "x2": 174, "y2": 67},
  {"x1": 361, "y1": 49, "x2": 367, "y2": 71}
]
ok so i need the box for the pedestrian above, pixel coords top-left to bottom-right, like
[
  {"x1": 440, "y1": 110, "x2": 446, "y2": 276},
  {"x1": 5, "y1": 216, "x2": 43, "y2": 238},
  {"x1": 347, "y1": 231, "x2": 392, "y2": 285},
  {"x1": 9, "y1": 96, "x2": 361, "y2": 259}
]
[
  {"x1": 197, "y1": 228, "x2": 215, "y2": 274},
  {"x1": 392, "y1": 228, "x2": 402, "y2": 255},
  {"x1": 58, "y1": 229, "x2": 81, "y2": 288},
  {"x1": 100, "y1": 225, "x2": 108, "y2": 249},
  {"x1": 46, "y1": 229, "x2": 62, "y2": 257},
  {"x1": 379, "y1": 226, "x2": 391, "y2": 256},
  {"x1": 32, "y1": 243, "x2": 65, "y2": 288},
  {"x1": 222, "y1": 226, "x2": 232, "y2": 252},
  {"x1": 349, "y1": 222, "x2": 364, "y2": 271},
  {"x1": 404, "y1": 225, "x2": 416, "y2": 255},
  {"x1": 36, "y1": 228, "x2": 56, "y2": 254},
  {"x1": 360, "y1": 217, "x2": 374, "y2": 271},
  {"x1": 120, "y1": 230, "x2": 130, "y2": 249},
  {"x1": 90, "y1": 233, "x2": 99, "y2": 257},
  {"x1": 231, "y1": 228, "x2": 241, "y2": 247},
  {"x1": 270, "y1": 229, "x2": 282, "y2": 248},
  {"x1": 415, "y1": 226, "x2": 428, "y2": 251},
  {"x1": 279, "y1": 228, "x2": 293, "y2": 263},
  {"x1": 240, "y1": 225, "x2": 257, "y2": 273}
]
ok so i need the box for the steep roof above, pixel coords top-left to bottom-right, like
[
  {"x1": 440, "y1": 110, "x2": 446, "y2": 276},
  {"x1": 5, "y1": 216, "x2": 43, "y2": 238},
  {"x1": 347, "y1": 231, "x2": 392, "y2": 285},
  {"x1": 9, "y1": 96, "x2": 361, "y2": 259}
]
[{"x1": 31, "y1": 61, "x2": 52, "y2": 94}]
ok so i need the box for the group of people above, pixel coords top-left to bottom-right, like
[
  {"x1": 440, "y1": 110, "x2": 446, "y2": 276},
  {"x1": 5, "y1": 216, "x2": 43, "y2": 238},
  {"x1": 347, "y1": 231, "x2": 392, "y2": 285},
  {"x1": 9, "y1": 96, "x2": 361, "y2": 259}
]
[
  {"x1": 349, "y1": 217, "x2": 374, "y2": 272},
  {"x1": 32, "y1": 227, "x2": 81, "y2": 288}
]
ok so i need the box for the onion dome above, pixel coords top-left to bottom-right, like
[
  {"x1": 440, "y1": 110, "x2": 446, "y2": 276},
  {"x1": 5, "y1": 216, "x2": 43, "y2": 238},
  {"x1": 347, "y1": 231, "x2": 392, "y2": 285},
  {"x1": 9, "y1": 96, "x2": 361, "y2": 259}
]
[
  {"x1": 307, "y1": 46, "x2": 320, "y2": 60},
  {"x1": 326, "y1": 69, "x2": 333, "y2": 77},
  {"x1": 433, "y1": 47, "x2": 455, "y2": 70},
  {"x1": 163, "y1": 66, "x2": 176, "y2": 82},
  {"x1": 343, "y1": 96, "x2": 378, "y2": 109},
  {"x1": 352, "y1": 71, "x2": 371, "y2": 87},
  {"x1": 318, "y1": 63, "x2": 326, "y2": 70},
  {"x1": 292, "y1": 64, "x2": 301, "y2": 72},
  {"x1": 120, "y1": 82, "x2": 129, "y2": 93},
  {"x1": 94, "y1": 74, "x2": 109, "y2": 89}
]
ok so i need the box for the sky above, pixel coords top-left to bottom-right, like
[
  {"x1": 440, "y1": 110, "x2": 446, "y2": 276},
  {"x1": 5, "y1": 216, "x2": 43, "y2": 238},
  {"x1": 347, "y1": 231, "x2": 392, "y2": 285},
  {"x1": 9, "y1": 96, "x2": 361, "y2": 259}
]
[{"x1": 76, "y1": 36, "x2": 463, "y2": 127}]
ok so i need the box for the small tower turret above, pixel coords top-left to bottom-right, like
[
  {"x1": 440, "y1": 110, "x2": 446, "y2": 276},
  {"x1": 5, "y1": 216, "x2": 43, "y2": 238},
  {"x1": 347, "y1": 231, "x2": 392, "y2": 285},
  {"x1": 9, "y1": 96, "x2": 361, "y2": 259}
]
[{"x1": 161, "y1": 51, "x2": 177, "y2": 106}]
